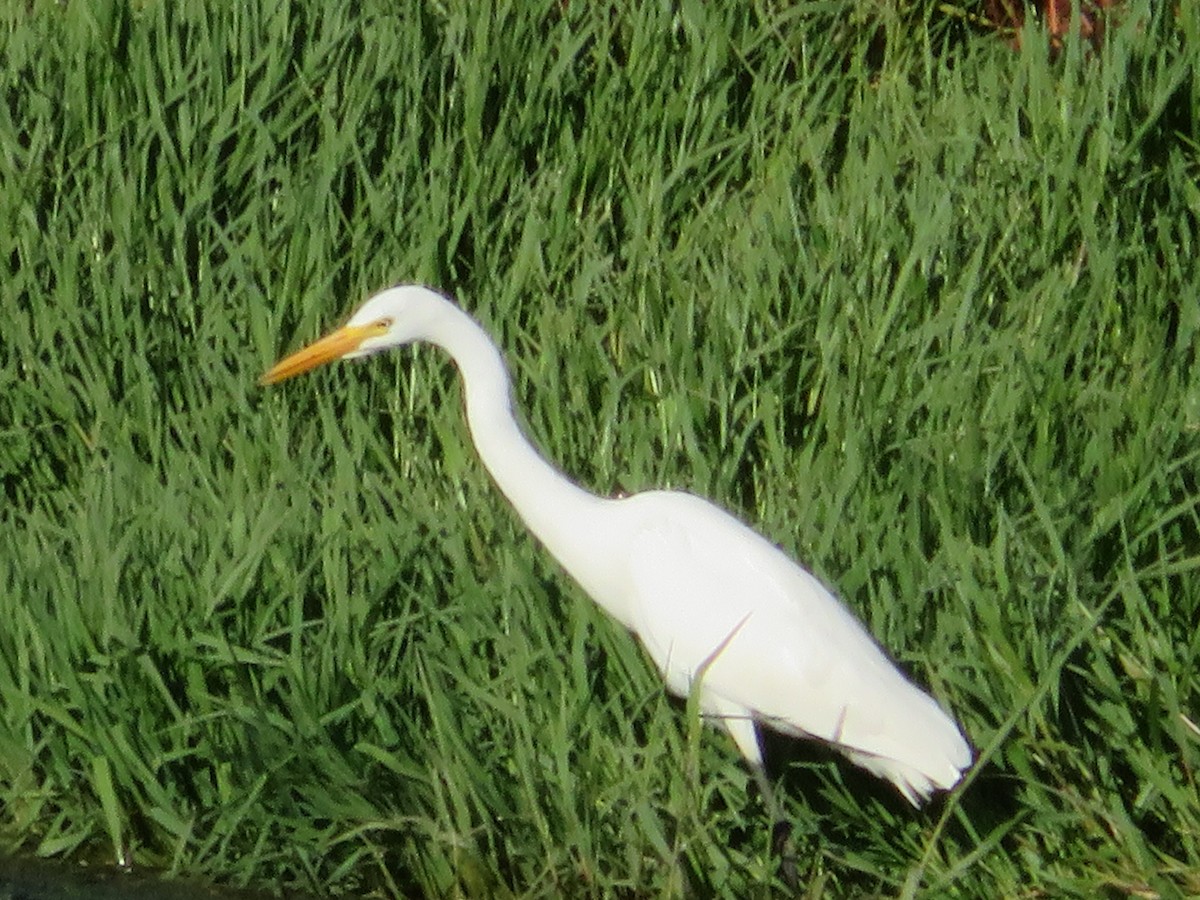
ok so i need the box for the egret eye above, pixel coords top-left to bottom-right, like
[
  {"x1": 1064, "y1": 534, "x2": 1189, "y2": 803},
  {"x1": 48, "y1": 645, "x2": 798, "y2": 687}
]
[{"x1": 372, "y1": 317, "x2": 393, "y2": 333}]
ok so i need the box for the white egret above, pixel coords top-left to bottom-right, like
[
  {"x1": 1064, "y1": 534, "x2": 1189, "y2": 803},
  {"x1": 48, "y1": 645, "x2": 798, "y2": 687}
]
[{"x1": 262, "y1": 284, "x2": 971, "y2": 806}]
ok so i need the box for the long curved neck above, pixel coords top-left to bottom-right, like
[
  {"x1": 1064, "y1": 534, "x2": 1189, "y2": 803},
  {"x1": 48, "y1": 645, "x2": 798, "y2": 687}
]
[{"x1": 423, "y1": 303, "x2": 606, "y2": 558}]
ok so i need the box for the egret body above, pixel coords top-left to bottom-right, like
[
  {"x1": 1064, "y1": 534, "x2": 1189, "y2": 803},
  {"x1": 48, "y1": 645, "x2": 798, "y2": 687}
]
[{"x1": 262, "y1": 285, "x2": 971, "y2": 805}]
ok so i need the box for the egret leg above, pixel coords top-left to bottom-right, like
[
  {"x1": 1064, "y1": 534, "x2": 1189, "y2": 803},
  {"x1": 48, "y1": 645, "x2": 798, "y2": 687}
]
[
  {"x1": 752, "y1": 763, "x2": 799, "y2": 888},
  {"x1": 715, "y1": 705, "x2": 799, "y2": 887}
]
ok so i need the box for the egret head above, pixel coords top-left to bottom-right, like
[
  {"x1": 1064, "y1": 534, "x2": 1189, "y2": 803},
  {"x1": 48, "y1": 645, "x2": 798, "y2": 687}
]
[{"x1": 260, "y1": 284, "x2": 444, "y2": 385}]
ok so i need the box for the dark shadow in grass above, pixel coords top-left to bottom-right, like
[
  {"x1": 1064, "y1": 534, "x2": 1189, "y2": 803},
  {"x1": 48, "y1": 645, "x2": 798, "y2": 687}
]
[
  {"x1": 761, "y1": 727, "x2": 1023, "y2": 880},
  {"x1": 0, "y1": 855, "x2": 313, "y2": 900},
  {"x1": 763, "y1": 726, "x2": 901, "y2": 811}
]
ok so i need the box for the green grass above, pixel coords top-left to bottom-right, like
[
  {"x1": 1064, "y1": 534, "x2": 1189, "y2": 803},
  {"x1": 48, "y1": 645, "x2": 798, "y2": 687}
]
[{"x1": 2, "y1": 0, "x2": 1199, "y2": 896}]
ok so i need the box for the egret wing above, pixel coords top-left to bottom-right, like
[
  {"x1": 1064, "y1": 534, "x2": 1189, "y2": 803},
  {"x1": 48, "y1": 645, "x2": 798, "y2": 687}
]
[{"x1": 624, "y1": 493, "x2": 968, "y2": 791}]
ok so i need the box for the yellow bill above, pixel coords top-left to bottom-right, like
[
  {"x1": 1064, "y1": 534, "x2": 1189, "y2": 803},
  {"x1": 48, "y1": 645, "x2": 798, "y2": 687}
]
[{"x1": 259, "y1": 323, "x2": 380, "y2": 385}]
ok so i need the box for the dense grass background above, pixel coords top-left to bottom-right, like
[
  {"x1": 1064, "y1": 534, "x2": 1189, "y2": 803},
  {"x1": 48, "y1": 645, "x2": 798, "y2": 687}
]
[{"x1": 2, "y1": 1, "x2": 1198, "y2": 896}]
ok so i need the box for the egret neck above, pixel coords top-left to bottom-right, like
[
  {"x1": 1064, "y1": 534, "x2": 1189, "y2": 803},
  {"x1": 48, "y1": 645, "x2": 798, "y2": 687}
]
[{"x1": 426, "y1": 303, "x2": 625, "y2": 621}]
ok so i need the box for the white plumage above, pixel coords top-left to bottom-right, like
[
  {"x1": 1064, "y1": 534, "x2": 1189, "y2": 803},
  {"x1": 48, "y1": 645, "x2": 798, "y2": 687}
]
[{"x1": 262, "y1": 284, "x2": 971, "y2": 805}]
